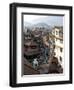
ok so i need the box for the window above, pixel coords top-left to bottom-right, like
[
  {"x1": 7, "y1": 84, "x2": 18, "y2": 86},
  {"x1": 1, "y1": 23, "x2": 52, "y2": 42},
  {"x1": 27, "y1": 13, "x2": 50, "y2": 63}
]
[
  {"x1": 60, "y1": 56, "x2": 62, "y2": 62},
  {"x1": 56, "y1": 31, "x2": 58, "y2": 35},
  {"x1": 60, "y1": 48, "x2": 63, "y2": 52},
  {"x1": 53, "y1": 45, "x2": 55, "y2": 49},
  {"x1": 59, "y1": 31, "x2": 63, "y2": 38},
  {"x1": 53, "y1": 40, "x2": 55, "y2": 44},
  {"x1": 60, "y1": 39, "x2": 63, "y2": 43}
]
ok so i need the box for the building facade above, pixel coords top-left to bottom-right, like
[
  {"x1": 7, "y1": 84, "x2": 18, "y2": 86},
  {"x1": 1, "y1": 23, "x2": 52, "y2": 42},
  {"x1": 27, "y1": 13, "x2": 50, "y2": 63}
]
[{"x1": 52, "y1": 26, "x2": 64, "y2": 67}]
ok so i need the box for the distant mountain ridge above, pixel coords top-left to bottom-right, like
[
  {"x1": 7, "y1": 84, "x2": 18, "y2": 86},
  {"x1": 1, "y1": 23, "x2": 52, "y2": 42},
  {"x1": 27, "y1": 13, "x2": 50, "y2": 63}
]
[
  {"x1": 34, "y1": 23, "x2": 49, "y2": 28},
  {"x1": 24, "y1": 22, "x2": 33, "y2": 27},
  {"x1": 24, "y1": 22, "x2": 52, "y2": 30}
]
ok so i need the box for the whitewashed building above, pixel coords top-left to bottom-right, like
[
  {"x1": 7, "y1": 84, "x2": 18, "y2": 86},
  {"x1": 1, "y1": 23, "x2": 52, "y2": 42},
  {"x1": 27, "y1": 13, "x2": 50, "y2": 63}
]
[{"x1": 52, "y1": 26, "x2": 64, "y2": 67}]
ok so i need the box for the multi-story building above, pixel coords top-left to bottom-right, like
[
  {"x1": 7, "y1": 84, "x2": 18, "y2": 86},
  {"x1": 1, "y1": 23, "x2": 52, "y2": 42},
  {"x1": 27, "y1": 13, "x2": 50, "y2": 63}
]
[{"x1": 52, "y1": 26, "x2": 63, "y2": 67}]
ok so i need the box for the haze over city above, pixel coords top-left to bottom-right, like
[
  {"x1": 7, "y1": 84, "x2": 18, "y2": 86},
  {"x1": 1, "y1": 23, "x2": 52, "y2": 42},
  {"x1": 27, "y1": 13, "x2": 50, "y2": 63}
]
[{"x1": 23, "y1": 15, "x2": 64, "y2": 27}]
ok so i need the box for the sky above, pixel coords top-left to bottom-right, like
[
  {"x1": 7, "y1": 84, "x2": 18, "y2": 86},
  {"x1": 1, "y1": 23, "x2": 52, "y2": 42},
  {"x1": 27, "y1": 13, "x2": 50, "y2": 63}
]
[{"x1": 23, "y1": 14, "x2": 64, "y2": 26}]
